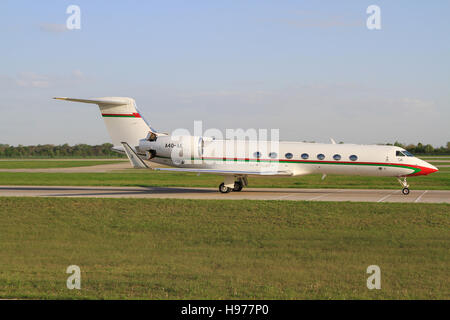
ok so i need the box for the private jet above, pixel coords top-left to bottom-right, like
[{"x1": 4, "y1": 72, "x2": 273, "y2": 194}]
[{"x1": 54, "y1": 97, "x2": 438, "y2": 194}]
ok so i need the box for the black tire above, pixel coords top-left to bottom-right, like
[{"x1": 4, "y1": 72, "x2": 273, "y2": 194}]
[
  {"x1": 402, "y1": 187, "x2": 410, "y2": 195},
  {"x1": 219, "y1": 183, "x2": 231, "y2": 193},
  {"x1": 233, "y1": 181, "x2": 243, "y2": 192}
]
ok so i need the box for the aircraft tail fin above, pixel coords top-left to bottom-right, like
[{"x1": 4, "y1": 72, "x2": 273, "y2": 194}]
[{"x1": 54, "y1": 97, "x2": 155, "y2": 148}]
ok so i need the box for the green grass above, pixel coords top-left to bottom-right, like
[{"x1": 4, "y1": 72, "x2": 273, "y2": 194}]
[
  {"x1": 420, "y1": 156, "x2": 450, "y2": 159},
  {"x1": 0, "y1": 156, "x2": 126, "y2": 159},
  {"x1": 0, "y1": 160, "x2": 125, "y2": 169},
  {"x1": 429, "y1": 162, "x2": 450, "y2": 166},
  {"x1": 0, "y1": 170, "x2": 448, "y2": 190},
  {"x1": 0, "y1": 198, "x2": 448, "y2": 299}
]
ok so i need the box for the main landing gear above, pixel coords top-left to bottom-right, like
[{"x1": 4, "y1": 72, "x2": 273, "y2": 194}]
[
  {"x1": 219, "y1": 183, "x2": 231, "y2": 193},
  {"x1": 233, "y1": 180, "x2": 244, "y2": 192},
  {"x1": 219, "y1": 176, "x2": 247, "y2": 193},
  {"x1": 397, "y1": 177, "x2": 410, "y2": 195}
]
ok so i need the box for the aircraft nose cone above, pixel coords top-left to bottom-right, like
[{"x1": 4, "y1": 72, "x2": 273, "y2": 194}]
[{"x1": 423, "y1": 163, "x2": 438, "y2": 175}]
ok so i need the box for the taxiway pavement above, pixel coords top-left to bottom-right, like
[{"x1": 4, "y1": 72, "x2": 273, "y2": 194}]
[{"x1": 0, "y1": 186, "x2": 449, "y2": 203}]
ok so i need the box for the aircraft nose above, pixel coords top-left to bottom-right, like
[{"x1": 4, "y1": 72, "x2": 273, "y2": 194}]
[{"x1": 423, "y1": 162, "x2": 439, "y2": 175}]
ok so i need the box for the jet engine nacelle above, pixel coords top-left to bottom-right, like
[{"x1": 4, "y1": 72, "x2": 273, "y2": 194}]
[{"x1": 139, "y1": 135, "x2": 204, "y2": 163}]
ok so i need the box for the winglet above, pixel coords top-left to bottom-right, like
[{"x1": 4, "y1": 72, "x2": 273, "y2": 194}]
[{"x1": 121, "y1": 142, "x2": 149, "y2": 169}]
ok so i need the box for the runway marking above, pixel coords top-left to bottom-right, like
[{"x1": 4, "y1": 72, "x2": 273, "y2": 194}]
[
  {"x1": 414, "y1": 190, "x2": 428, "y2": 203},
  {"x1": 307, "y1": 189, "x2": 349, "y2": 201},
  {"x1": 308, "y1": 193, "x2": 331, "y2": 201},
  {"x1": 276, "y1": 194, "x2": 294, "y2": 200},
  {"x1": 377, "y1": 191, "x2": 398, "y2": 203}
]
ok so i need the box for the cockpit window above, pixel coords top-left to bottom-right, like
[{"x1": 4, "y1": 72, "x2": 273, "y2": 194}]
[
  {"x1": 396, "y1": 150, "x2": 414, "y2": 157},
  {"x1": 403, "y1": 151, "x2": 414, "y2": 157}
]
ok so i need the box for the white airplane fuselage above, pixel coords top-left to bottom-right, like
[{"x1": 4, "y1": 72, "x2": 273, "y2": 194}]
[{"x1": 140, "y1": 138, "x2": 438, "y2": 178}]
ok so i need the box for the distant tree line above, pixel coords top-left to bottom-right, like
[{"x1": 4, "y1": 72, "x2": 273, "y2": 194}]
[
  {"x1": 0, "y1": 141, "x2": 448, "y2": 158},
  {"x1": 389, "y1": 142, "x2": 450, "y2": 155},
  {"x1": 303, "y1": 141, "x2": 450, "y2": 155},
  {"x1": 0, "y1": 143, "x2": 126, "y2": 158}
]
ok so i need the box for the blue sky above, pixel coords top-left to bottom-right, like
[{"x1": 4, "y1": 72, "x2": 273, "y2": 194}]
[{"x1": 0, "y1": 1, "x2": 449, "y2": 146}]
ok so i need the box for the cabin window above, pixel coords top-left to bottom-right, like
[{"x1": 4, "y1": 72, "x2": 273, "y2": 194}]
[
  {"x1": 301, "y1": 153, "x2": 309, "y2": 160},
  {"x1": 285, "y1": 153, "x2": 293, "y2": 159},
  {"x1": 254, "y1": 151, "x2": 262, "y2": 158},
  {"x1": 333, "y1": 154, "x2": 341, "y2": 161},
  {"x1": 349, "y1": 155, "x2": 358, "y2": 161},
  {"x1": 269, "y1": 152, "x2": 277, "y2": 159},
  {"x1": 396, "y1": 151, "x2": 405, "y2": 157},
  {"x1": 317, "y1": 153, "x2": 325, "y2": 160}
]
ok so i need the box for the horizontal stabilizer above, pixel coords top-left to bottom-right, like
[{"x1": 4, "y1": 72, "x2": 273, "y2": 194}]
[
  {"x1": 121, "y1": 142, "x2": 149, "y2": 169},
  {"x1": 53, "y1": 97, "x2": 126, "y2": 106}
]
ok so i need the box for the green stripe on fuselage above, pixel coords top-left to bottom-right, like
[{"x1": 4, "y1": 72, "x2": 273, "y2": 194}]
[{"x1": 183, "y1": 157, "x2": 421, "y2": 174}]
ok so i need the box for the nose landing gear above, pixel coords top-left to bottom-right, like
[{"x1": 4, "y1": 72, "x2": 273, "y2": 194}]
[{"x1": 397, "y1": 177, "x2": 410, "y2": 195}]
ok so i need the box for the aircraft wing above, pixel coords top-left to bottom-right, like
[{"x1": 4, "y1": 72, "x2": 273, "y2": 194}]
[
  {"x1": 120, "y1": 141, "x2": 292, "y2": 176},
  {"x1": 121, "y1": 142, "x2": 149, "y2": 169},
  {"x1": 153, "y1": 168, "x2": 293, "y2": 177}
]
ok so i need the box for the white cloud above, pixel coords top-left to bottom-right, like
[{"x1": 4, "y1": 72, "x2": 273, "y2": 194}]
[
  {"x1": 72, "y1": 70, "x2": 84, "y2": 79},
  {"x1": 39, "y1": 23, "x2": 67, "y2": 33},
  {"x1": 15, "y1": 72, "x2": 50, "y2": 88},
  {"x1": 398, "y1": 98, "x2": 436, "y2": 112},
  {"x1": 267, "y1": 10, "x2": 364, "y2": 29},
  {"x1": 4, "y1": 70, "x2": 86, "y2": 89},
  {"x1": 281, "y1": 17, "x2": 363, "y2": 29}
]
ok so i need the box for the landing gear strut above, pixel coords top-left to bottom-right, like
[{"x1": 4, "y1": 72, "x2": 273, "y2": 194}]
[
  {"x1": 233, "y1": 180, "x2": 243, "y2": 192},
  {"x1": 397, "y1": 177, "x2": 410, "y2": 195}
]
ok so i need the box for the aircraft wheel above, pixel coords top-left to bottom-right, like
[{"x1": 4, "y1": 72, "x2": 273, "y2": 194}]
[
  {"x1": 219, "y1": 183, "x2": 231, "y2": 194},
  {"x1": 402, "y1": 187, "x2": 410, "y2": 195},
  {"x1": 233, "y1": 181, "x2": 243, "y2": 192}
]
